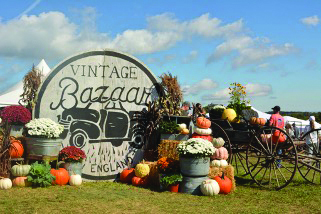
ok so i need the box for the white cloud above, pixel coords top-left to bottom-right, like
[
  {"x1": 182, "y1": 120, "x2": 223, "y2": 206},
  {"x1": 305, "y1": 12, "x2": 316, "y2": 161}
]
[
  {"x1": 207, "y1": 35, "x2": 296, "y2": 67},
  {"x1": 301, "y1": 15, "x2": 320, "y2": 26},
  {"x1": 182, "y1": 50, "x2": 198, "y2": 63},
  {"x1": 146, "y1": 54, "x2": 176, "y2": 66},
  {"x1": 182, "y1": 79, "x2": 218, "y2": 96},
  {"x1": 245, "y1": 83, "x2": 272, "y2": 96},
  {"x1": 0, "y1": 11, "x2": 244, "y2": 59},
  {"x1": 202, "y1": 88, "x2": 230, "y2": 101}
]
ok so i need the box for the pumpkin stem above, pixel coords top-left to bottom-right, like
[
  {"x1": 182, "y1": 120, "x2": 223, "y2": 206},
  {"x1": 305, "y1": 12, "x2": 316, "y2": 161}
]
[{"x1": 221, "y1": 171, "x2": 225, "y2": 180}]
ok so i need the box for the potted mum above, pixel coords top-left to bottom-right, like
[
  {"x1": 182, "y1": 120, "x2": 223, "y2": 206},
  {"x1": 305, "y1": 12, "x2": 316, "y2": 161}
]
[
  {"x1": 157, "y1": 157, "x2": 182, "y2": 192},
  {"x1": 59, "y1": 146, "x2": 86, "y2": 176},
  {"x1": 0, "y1": 105, "x2": 31, "y2": 137},
  {"x1": 177, "y1": 138, "x2": 216, "y2": 177},
  {"x1": 25, "y1": 118, "x2": 64, "y2": 156}
]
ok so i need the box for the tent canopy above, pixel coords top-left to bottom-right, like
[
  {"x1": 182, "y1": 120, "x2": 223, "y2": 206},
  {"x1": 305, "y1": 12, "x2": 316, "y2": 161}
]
[{"x1": 0, "y1": 59, "x2": 50, "y2": 107}]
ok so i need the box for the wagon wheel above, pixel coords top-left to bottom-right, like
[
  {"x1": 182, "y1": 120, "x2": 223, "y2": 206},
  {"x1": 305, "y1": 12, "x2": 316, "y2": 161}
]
[
  {"x1": 297, "y1": 129, "x2": 321, "y2": 184},
  {"x1": 211, "y1": 121, "x2": 232, "y2": 164},
  {"x1": 230, "y1": 144, "x2": 251, "y2": 176},
  {"x1": 246, "y1": 126, "x2": 297, "y2": 190}
]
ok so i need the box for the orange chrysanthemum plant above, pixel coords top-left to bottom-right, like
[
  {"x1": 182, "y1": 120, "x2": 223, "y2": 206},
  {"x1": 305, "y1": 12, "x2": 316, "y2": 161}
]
[
  {"x1": 157, "y1": 157, "x2": 179, "y2": 174},
  {"x1": 227, "y1": 82, "x2": 251, "y2": 121}
]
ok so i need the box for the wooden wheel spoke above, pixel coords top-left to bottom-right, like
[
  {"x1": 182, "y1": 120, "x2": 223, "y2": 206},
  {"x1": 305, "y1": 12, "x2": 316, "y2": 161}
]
[
  {"x1": 272, "y1": 163, "x2": 280, "y2": 188},
  {"x1": 236, "y1": 152, "x2": 248, "y2": 172},
  {"x1": 258, "y1": 165, "x2": 269, "y2": 184},
  {"x1": 274, "y1": 161, "x2": 288, "y2": 183}
]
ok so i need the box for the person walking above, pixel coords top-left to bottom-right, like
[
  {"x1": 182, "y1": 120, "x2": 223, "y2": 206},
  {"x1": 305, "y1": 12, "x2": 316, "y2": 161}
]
[{"x1": 303, "y1": 116, "x2": 321, "y2": 157}]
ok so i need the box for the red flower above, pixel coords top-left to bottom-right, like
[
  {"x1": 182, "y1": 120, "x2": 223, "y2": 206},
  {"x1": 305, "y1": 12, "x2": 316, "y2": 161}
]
[
  {"x1": 59, "y1": 146, "x2": 86, "y2": 163},
  {"x1": 1, "y1": 105, "x2": 31, "y2": 125}
]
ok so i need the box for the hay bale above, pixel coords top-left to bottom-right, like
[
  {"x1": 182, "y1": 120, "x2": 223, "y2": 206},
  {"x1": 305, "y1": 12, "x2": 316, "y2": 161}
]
[
  {"x1": 158, "y1": 140, "x2": 181, "y2": 160},
  {"x1": 144, "y1": 161, "x2": 159, "y2": 188},
  {"x1": 208, "y1": 165, "x2": 236, "y2": 192}
]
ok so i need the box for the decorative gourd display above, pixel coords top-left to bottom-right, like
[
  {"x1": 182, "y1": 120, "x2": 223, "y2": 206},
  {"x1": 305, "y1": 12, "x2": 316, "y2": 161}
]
[
  {"x1": 12, "y1": 177, "x2": 32, "y2": 187},
  {"x1": 191, "y1": 133, "x2": 213, "y2": 141},
  {"x1": 50, "y1": 168, "x2": 70, "y2": 186},
  {"x1": 194, "y1": 127, "x2": 212, "y2": 136},
  {"x1": 181, "y1": 128, "x2": 190, "y2": 135},
  {"x1": 132, "y1": 176, "x2": 148, "y2": 187},
  {"x1": 212, "y1": 137, "x2": 225, "y2": 148},
  {"x1": 0, "y1": 178, "x2": 12, "y2": 190},
  {"x1": 9, "y1": 140, "x2": 24, "y2": 158},
  {"x1": 221, "y1": 109, "x2": 237, "y2": 122},
  {"x1": 135, "y1": 162, "x2": 150, "y2": 178},
  {"x1": 211, "y1": 147, "x2": 228, "y2": 160},
  {"x1": 11, "y1": 164, "x2": 31, "y2": 177},
  {"x1": 69, "y1": 174, "x2": 82, "y2": 186},
  {"x1": 120, "y1": 168, "x2": 135, "y2": 183},
  {"x1": 214, "y1": 172, "x2": 232, "y2": 194},
  {"x1": 200, "y1": 179, "x2": 220, "y2": 196},
  {"x1": 250, "y1": 117, "x2": 266, "y2": 126},
  {"x1": 196, "y1": 117, "x2": 211, "y2": 129},
  {"x1": 272, "y1": 130, "x2": 286, "y2": 143},
  {"x1": 178, "y1": 123, "x2": 187, "y2": 131},
  {"x1": 210, "y1": 159, "x2": 228, "y2": 167}
]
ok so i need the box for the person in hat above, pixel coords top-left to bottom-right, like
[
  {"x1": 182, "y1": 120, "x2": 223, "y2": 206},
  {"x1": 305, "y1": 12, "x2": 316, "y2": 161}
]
[
  {"x1": 181, "y1": 101, "x2": 192, "y2": 116},
  {"x1": 269, "y1": 106, "x2": 284, "y2": 129},
  {"x1": 303, "y1": 116, "x2": 321, "y2": 156}
]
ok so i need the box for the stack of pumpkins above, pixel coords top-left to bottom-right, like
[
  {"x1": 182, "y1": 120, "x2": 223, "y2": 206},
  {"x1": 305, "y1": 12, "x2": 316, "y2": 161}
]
[
  {"x1": 120, "y1": 162, "x2": 150, "y2": 187},
  {"x1": 11, "y1": 164, "x2": 32, "y2": 187},
  {"x1": 191, "y1": 117, "x2": 213, "y2": 141},
  {"x1": 210, "y1": 137, "x2": 228, "y2": 168}
]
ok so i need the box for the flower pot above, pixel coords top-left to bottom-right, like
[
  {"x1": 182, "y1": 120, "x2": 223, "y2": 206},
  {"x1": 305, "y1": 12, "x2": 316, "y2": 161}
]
[
  {"x1": 168, "y1": 183, "x2": 179, "y2": 192},
  {"x1": 180, "y1": 176, "x2": 207, "y2": 195},
  {"x1": 63, "y1": 162, "x2": 83, "y2": 176},
  {"x1": 180, "y1": 156, "x2": 210, "y2": 177},
  {"x1": 10, "y1": 125, "x2": 24, "y2": 138},
  {"x1": 25, "y1": 137, "x2": 62, "y2": 156}
]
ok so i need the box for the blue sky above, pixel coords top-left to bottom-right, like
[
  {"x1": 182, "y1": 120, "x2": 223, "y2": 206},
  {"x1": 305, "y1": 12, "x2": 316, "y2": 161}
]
[{"x1": 0, "y1": 0, "x2": 320, "y2": 112}]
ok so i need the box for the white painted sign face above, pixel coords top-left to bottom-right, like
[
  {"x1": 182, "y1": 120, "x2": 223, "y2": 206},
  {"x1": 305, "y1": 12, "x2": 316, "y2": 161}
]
[{"x1": 34, "y1": 50, "x2": 158, "y2": 180}]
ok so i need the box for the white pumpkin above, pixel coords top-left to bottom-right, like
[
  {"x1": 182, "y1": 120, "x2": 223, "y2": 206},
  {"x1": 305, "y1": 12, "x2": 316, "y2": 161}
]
[
  {"x1": 212, "y1": 137, "x2": 225, "y2": 148},
  {"x1": 0, "y1": 178, "x2": 12, "y2": 190},
  {"x1": 69, "y1": 174, "x2": 82, "y2": 186},
  {"x1": 194, "y1": 127, "x2": 212, "y2": 136},
  {"x1": 11, "y1": 164, "x2": 31, "y2": 177},
  {"x1": 210, "y1": 159, "x2": 228, "y2": 167},
  {"x1": 200, "y1": 179, "x2": 220, "y2": 196},
  {"x1": 178, "y1": 123, "x2": 187, "y2": 131}
]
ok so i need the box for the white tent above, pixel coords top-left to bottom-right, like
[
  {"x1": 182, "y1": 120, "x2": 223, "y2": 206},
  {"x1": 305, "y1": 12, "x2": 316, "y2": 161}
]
[{"x1": 0, "y1": 59, "x2": 50, "y2": 107}]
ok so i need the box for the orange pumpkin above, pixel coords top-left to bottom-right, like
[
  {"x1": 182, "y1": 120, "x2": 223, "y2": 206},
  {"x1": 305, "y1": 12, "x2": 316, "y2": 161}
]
[
  {"x1": 256, "y1": 118, "x2": 266, "y2": 126},
  {"x1": 214, "y1": 172, "x2": 232, "y2": 194},
  {"x1": 120, "y1": 168, "x2": 135, "y2": 183},
  {"x1": 249, "y1": 117, "x2": 257, "y2": 125},
  {"x1": 50, "y1": 168, "x2": 70, "y2": 186},
  {"x1": 272, "y1": 130, "x2": 286, "y2": 143},
  {"x1": 191, "y1": 133, "x2": 213, "y2": 141},
  {"x1": 181, "y1": 128, "x2": 190, "y2": 135},
  {"x1": 196, "y1": 117, "x2": 211, "y2": 129},
  {"x1": 9, "y1": 140, "x2": 24, "y2": 158},
  {"x1": 132, "y1": 176, "x2": 148, "y2": 187}
]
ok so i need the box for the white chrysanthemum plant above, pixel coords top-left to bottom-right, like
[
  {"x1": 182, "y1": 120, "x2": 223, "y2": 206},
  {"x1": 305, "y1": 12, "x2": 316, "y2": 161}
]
[
  {"x1": 25, "y1": 118, "x2": 64, "y2": 139},
  {"x1": 177, "y1": 138, "x2": 216, "y2": 158}
]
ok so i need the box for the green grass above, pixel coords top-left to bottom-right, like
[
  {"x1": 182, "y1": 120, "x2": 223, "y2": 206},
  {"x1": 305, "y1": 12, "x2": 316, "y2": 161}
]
[{"x1": 1, "y1": 175, "x2": 321, "y2": 214}]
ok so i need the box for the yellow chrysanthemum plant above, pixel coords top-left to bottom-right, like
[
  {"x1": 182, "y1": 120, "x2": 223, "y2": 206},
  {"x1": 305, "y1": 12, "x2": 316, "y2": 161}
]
[{"x1": 226, "y1": 82, "x2": 251, "y2": 121}]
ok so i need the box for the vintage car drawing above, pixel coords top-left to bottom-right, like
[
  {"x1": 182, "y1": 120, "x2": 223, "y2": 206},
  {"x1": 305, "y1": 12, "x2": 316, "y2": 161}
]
[{"x1": 58, "y1": 107, "x2": 145, "y2": 149}]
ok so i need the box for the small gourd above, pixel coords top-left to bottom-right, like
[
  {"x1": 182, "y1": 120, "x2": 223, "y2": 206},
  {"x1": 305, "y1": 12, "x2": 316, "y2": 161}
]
[
  {"x1": 196, "y1": 117, "x2": 211, "y2": 129},
  {"x1": 194, "y1": 127, "x2": 212, "y2": 136},
  {"x1": 200, "y1": 179, "x2": 220, "y2": 196},
  {"x1": 178, "y1": 123, "x2": 187, "y2": 131},
  {"x1": 212, "y1": 137, "x2": 225, "y2": 148},
  {"x1": 211, "y1": 147, "x2": 228, "y2": 160},
  {"x1": 69, "y1": 174, "x2": 82, "y2": 186},
  {"x1": 180, "y1": 128, "x2": 189, "y2": 135},
  {"x1": 210, "y1": 159, "x2": 228, "y2": 167},
  {"x1": 221, "y1": 109, "x2": 237, "y2": 122},
  {"x1": 0, "y1": 178, "x2": 12, "y2": 190},
  {"x1": 135, "y1": 162, "x2": 150, "y2": 178},
  {"x1": 11, "y1": 164, "x2": 31, "y2": 177}
]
